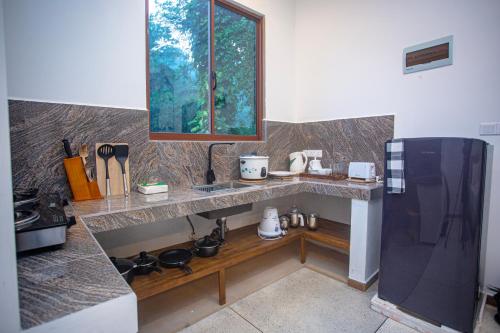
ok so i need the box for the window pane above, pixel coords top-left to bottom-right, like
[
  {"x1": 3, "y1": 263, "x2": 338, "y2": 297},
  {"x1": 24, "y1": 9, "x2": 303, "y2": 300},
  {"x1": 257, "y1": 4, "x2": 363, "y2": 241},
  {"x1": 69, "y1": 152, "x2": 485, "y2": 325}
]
[
  {"x1": 214, "y1": 4, "x2": 257, "y2": 136},
  {"x1": 149, "y1": 0, "x2": 210, "y2": 134}
]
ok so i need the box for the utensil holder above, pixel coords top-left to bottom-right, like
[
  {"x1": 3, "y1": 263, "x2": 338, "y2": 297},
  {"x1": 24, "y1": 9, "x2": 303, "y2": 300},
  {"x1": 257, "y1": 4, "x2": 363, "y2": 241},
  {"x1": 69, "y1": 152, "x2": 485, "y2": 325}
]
[
  {"x1": 63, "y1": 157, "x2": 102, "y2": 201},
  {"x1": 95, "y1": 143, "x2": 130, "y2": 196}
]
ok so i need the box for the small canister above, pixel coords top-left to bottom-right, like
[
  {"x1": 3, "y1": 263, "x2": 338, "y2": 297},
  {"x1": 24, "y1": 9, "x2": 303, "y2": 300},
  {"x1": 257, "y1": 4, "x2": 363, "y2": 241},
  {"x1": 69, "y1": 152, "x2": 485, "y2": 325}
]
[
  {"x1": 279, "y1": 215, "x2": 290, "y2": 231},
  {"x1": 289, "y1": 206, "x2": 304, "y2": 228},
  {"x1": 307, "y1": 213, "x2": 319, "y2": 231}
]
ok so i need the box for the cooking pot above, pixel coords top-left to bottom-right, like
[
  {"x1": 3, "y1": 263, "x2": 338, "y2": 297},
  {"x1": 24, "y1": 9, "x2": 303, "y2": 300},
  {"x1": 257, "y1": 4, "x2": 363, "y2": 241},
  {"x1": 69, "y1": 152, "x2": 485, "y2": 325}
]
[
  {"x1": 110, "y1": 257, "x2": 136, "y2": 284},
  {"x1": 193, "y1": 236, "x2": 220, "y2": 257},
  {"x1": 240, "y1": 155, "x2": 269, "y2": 180},
  {"x1": 132, "y1": 251, "x2": 162, "y2": 275}
]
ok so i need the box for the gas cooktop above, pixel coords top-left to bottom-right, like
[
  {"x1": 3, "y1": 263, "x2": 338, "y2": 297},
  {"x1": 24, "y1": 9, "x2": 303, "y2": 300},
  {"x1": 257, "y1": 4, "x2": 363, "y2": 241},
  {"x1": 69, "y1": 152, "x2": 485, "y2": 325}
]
[{"x1": 14, "y1": 189, "x2": 75, "y2": 253}]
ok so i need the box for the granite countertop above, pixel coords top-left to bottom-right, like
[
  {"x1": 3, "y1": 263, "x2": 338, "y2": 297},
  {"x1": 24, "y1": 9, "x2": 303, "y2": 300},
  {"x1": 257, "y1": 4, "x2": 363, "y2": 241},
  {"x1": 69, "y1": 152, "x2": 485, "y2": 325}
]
[
  {"x1": 75, "y1": 178, "x2": 383, "y2": 234},
  {"x1": 16, "y1": 217, "x2": 135, "y2": 331},
  {"x1": 16, "y1": 178, "x2": 381, "y2": 330}
]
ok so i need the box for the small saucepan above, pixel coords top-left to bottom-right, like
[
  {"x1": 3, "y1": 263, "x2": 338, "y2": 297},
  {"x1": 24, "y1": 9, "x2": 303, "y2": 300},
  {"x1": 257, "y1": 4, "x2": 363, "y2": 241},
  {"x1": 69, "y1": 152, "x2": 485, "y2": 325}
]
[
  {"x1": 158, "y1": 249, "x2": 193, "y2": 274},
  {"x1": 132, "y1": 251, "x2": 162, "y2": 275},
  {"x1": 193, "y1": 236, "x2": 220, "y2": 258},
  {"x1": 110, "y1": 257, "x2": 136, "y2": 284}
]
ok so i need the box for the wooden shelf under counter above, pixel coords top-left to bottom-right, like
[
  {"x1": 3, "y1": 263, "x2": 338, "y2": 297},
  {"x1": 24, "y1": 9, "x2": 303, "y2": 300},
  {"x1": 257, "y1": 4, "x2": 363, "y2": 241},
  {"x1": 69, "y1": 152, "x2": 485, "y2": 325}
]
[{"x1": 131, "y1": 219, "x2": 350, "y2": 304}]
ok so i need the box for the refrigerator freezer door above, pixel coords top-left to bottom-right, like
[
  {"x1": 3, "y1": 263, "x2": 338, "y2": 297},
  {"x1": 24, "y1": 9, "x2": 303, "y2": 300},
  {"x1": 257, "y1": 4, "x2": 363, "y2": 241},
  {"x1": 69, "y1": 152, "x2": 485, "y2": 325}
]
[{"x1": 378, "y1": 138, "x2": 486, "y2": 333}]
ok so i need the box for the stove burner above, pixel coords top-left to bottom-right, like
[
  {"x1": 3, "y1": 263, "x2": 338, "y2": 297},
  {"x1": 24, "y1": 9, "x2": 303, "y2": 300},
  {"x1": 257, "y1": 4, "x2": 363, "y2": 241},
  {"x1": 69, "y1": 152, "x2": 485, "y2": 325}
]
[
  {"x1": 14, "y1": 210, "x2": 40, "y2": 231},
  {"x1": 14, "y1": 188, "x2": 39, "y2": 209},
  {"x1": 14, "y1": 191, "x2": 74, "y2": 253}
]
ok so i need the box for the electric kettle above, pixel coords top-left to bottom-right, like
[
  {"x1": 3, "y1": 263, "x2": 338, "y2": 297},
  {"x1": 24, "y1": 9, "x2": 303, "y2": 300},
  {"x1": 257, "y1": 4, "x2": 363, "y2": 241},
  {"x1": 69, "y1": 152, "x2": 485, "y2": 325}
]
[{"x1": 289, "y1": 152, "x2": 308, "y2": 173}]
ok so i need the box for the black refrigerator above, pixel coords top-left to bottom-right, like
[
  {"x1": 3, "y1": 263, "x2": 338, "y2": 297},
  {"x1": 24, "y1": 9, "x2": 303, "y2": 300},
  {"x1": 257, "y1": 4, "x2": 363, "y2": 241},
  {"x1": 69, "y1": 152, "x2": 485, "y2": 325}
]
[{"x1": 378, "y1": 138, "x2": 487, "y2": 333}]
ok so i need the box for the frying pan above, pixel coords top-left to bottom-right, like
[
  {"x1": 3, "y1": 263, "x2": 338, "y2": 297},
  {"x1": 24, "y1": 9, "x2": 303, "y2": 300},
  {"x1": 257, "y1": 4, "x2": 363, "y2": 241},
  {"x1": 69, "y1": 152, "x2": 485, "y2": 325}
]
[{"x1": 158, "y1": 249, "x2": 193, "y2": 274}]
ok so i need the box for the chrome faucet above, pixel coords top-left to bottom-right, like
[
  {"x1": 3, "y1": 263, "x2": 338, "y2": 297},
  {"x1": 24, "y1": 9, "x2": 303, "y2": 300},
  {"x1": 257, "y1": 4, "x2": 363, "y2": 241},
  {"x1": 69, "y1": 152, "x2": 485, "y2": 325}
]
[{"x1": 207, "y1": 143, "x2": 234, "y2": 185}]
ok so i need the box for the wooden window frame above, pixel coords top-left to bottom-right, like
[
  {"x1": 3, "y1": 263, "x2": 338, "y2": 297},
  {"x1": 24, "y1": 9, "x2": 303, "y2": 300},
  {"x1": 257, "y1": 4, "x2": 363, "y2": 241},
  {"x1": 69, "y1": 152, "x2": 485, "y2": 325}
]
[{"x1": 146, "y1": 0, "x2": 265, "y2": 142}]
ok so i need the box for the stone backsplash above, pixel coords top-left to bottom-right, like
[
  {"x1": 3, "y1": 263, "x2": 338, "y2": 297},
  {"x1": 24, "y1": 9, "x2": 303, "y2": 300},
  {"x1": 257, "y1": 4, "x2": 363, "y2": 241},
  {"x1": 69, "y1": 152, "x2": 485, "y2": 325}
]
[{"x1": 8, "y1": 100, "x2": 393, "y2": 195}]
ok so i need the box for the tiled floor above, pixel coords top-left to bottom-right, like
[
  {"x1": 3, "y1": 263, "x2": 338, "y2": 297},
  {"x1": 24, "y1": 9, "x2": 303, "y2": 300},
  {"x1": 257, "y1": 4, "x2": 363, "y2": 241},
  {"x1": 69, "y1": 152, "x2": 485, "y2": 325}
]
[
  {"x1": 229, "y1": 268, "x2": 384, "y2": 333},
  {"x1": 139, "y1": 242, "x2": 350, "y2": 333},
  {"x1": 178, "y1": 268, "x2": 500, "y2": 333},
  {"x1": 139, "y1": 243, "x2": 498, "y2": 333},
  {"x1": 480, "y1": 305, "x2": 500, "y2": 333}
]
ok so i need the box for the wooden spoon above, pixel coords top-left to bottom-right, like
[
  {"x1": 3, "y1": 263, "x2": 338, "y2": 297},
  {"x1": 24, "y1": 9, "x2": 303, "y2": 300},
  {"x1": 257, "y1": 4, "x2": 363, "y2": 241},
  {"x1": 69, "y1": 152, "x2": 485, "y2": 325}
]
[{"x1": 79, "y1": 144, "x2": 89, "y2": 166}]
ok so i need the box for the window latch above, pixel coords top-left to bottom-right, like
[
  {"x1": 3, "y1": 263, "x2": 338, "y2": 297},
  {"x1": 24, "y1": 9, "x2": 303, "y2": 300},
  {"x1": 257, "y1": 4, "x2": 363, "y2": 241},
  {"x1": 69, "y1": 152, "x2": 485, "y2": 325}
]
[{"x1": 211, "y1": 71, "x2": 217, "y2": 90}]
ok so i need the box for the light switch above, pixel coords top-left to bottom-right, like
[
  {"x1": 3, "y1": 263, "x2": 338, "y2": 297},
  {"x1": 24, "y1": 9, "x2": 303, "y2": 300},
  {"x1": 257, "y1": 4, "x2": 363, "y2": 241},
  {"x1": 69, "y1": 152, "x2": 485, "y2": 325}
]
[{"x1": 479, "y1": 122, "x2": 500, "y2": 136}]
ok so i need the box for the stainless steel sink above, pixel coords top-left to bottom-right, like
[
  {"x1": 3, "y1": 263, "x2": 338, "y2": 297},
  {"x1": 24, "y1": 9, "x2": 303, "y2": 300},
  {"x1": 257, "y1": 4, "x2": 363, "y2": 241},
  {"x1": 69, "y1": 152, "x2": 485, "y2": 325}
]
[
  {"x1": 193, "y1": 182, "x2": 255, "y2": 219},
  {"x1": 197, "y1": 203, "x2": 253, "y2": 220},
  {"x1": 193, "y1": 182, "x2": 254, "y2": 231},
  {"x1": 192, "y1": 181, "x2": 254, "y2": 193}
]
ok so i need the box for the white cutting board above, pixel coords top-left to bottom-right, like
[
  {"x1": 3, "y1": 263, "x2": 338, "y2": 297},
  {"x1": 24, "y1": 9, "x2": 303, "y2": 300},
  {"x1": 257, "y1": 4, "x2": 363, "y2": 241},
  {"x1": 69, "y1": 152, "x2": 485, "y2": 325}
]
[{"x1": 95, "y1": 143, "x2": 130, "y2": 196}]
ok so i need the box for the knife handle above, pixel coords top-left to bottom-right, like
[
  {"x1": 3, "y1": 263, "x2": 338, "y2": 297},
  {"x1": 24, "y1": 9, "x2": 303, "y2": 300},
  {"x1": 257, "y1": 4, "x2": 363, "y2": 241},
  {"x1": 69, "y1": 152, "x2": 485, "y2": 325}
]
[
  {"x1": 122, "y1": 173, "x2": 129, "y2": 197},
  {"x1": 62, "y1": 139, "x2": 73, "y2": 158},
  {"x1": 106, "y1": 178, "x2": 111, "y2": 196}
]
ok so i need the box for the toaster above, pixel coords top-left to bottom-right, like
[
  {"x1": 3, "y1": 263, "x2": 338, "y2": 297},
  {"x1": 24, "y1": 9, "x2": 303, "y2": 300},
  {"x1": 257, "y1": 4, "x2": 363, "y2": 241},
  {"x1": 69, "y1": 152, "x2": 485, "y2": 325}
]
[{"x1": 348, "y1": 162, "x2": 376, "y2": 181}]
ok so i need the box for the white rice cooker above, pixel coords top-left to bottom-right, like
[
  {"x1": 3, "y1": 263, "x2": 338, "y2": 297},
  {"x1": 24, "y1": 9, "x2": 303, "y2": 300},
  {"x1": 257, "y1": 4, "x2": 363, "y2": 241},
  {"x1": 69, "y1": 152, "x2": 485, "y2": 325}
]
[{"x1": 240, "y1": 155, "x2": 269, "y2": 180}]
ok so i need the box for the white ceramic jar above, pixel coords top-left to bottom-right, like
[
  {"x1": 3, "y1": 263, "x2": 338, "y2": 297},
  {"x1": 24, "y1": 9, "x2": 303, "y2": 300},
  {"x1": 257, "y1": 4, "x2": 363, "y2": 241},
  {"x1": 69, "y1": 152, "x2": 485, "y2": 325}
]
[{"x1": 239, "y1": 155, "x2": 269, "y2": 180}]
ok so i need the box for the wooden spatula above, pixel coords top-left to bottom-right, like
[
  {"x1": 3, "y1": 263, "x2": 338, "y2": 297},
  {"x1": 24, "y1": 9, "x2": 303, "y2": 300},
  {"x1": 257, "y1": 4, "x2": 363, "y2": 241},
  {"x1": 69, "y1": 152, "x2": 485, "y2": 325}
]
[
  {"x1": 79, "y1": 144, "x2": 89, "y2": 166},
  {"x1": 114, "y1": 145, "x2": 129, "y2": 197},
  {"x1": 97, "y1": 144, "x2": 115, "y2": 197}
]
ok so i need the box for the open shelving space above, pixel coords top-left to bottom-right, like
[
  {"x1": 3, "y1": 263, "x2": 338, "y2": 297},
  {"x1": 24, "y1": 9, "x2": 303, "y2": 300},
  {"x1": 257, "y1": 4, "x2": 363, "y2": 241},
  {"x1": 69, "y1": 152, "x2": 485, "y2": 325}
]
[
  {"x1": 131, "y1": 219, "x2": 350, "y2": 303},
  {"x1": 138, "y1": 242, "x2": 350, "y2": 333}
]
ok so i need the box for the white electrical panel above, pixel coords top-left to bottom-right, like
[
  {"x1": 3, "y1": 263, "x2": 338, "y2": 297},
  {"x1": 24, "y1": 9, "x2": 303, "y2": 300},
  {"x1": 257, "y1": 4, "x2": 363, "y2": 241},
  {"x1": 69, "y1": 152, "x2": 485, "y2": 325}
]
[
  {"x1": 303, "y1": 150, "x2": 322, "y2": 158},
  {"x1": 479, "y1": 122, "x2": 500, "y2": 136}
]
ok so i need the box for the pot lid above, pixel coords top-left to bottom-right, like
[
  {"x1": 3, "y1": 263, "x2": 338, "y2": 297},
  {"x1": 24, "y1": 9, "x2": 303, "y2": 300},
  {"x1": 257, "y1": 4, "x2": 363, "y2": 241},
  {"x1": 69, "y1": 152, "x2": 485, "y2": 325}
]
[
  {"x1": 195, "y1": 236, "x2": 219, "y2": 248},
  {"x1": 110, "y1": 257, "x2": 136, "y2": 274},
  {"x1": 133, "y1": 251, "x2": 158, "y2": 267}
]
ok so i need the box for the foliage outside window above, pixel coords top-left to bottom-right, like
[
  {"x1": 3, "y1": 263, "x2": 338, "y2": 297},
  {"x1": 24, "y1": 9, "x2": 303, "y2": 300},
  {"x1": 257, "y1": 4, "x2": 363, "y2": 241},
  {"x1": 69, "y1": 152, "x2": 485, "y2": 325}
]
[{"x1": 147, "y1": 0, "x2": 264, "y2": 141}]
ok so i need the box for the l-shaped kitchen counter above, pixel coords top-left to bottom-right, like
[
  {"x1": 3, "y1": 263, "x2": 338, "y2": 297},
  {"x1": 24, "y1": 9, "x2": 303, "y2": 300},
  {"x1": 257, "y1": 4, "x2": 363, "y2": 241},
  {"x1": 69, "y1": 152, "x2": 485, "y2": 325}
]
[{"x1": 17, "y1": 178, "x2": 383, "y2": 332}]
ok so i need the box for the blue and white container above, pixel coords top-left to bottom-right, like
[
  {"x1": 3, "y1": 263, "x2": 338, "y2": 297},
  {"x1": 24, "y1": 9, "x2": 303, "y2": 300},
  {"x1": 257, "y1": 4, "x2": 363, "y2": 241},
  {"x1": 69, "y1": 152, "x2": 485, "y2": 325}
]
[{"x1": 239, "y1": 155, "x2": 269, "y2": 180}]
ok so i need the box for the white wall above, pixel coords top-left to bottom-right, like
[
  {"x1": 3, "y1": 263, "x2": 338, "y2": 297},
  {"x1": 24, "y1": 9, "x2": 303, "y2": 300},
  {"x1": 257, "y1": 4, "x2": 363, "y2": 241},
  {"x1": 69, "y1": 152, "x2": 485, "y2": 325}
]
[
  {"x1": 294, "y1": 0, "x2": 500, "y2": 290},
  {"x1": 4, "y1": 0, "x2": 297, "y2": 121},
  {"x1": 5, "y1": 0, "x2": 146, "y2": 110},
  {"x1": 4, "y1": 0, "x2": 500, "y2": 290},
  {"x1": 0, "y1": 0, "x2": 20, "y2": 331},
  {"x1": 236, "y1": 0, "x2": 297, "y2": 122}
]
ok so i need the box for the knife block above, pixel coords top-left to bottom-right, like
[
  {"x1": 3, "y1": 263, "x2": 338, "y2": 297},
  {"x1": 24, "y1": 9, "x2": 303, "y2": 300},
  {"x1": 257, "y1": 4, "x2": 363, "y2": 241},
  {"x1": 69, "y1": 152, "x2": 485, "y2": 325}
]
[{"x1": 63, "y1": 157, "x2": 102, "y2": 201}]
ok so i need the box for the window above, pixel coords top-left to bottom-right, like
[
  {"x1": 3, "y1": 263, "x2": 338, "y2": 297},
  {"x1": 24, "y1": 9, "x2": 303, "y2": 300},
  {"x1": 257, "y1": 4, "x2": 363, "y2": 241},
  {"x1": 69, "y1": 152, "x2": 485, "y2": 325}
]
[{"x1": 147, "y1": 0, "x2": 264, "y2": 141}]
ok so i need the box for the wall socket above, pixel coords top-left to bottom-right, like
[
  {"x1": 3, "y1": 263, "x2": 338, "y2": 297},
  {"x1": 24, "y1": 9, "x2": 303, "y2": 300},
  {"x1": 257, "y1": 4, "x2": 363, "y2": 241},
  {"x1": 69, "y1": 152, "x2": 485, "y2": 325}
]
[
  {"x1": 479, "y1": 122, "x2": 500, "y2": 136},
  {"x1": 303, "y1": 150, "x2": 322, "y2": 158}
]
